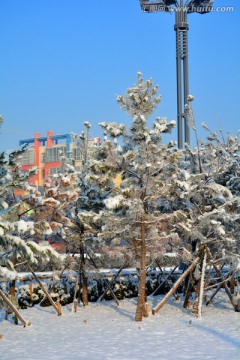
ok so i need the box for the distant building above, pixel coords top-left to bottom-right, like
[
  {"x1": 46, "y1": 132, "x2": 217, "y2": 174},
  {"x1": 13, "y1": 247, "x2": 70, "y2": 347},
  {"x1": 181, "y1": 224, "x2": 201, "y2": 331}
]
[{"x1": 19, "y1": 131, "x2": 100, "y2": 188}]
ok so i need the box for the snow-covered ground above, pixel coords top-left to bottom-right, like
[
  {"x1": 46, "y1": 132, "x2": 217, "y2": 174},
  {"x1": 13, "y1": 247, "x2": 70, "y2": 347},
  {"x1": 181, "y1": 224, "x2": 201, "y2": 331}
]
[{"x1": 0, "y1": 291, "x2": 239, "y2": 360}]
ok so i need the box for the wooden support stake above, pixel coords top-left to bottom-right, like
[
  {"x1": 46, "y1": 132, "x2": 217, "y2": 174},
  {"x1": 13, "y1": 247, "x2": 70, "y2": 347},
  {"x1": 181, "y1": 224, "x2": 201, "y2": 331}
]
[
  {"x1": 204, "y1": 245, "x2": 236, "y2": 309},
  {"x1": 149, "y1": 265, "x2": 178, "y2": 297},
  {"x1": 72, "y1": 274, "x2": 80, "y2": 312},
  {"x1": 183, "y1": 270, "x2": 195, "y2": 308},
  {"x1": 20, "y1": 254, "x2": 61, "y2": 316},
  {"x1": 29, "y1": 280, "x2": 33, "y2": 302},
  {"x1": 101, "y1": 279, "x2": 120, "y2": 306},
  {"x1": 144, "y1": 303, "x2": 149, "y2": 318},
  {"x1": 156, "y1": 261, "x2": 179, "y2": 301},
  {"x1": 229, "y1": 276, "x2": 235, "y2": 295},
  {"x1": 205, "y1": 270, "x2": 234, "y2": 306},
  {"x1": 235, "y1": 298, "x2": 240, "y2": 312},
  {"x1": 57, "y1": 300, "x2": 62, "y2": 316},
  {"x1": 152, "y1": 256, "x2": 200, "y2": 315},
  {"x1": 204, "y1": 263, "x2": 213, "y2": 289},
  {"x1": 0, "y1": 290, "x2": 31, "y2": 327},
  {"x1": 197, "y1": 249, "x2": 207, "y2": 318},
  {"x1": 73, "y1": 299, "x2": 78, "y2": 313},
  {"x1": 29, "y1": 267, "x2": 60, "y2": 315},
  {"x1": 97, "y1": 262, "x2": 127, "y2": 304},
  {"x1": 205, "y1": 282, "x2": 221, "y2": 306}
]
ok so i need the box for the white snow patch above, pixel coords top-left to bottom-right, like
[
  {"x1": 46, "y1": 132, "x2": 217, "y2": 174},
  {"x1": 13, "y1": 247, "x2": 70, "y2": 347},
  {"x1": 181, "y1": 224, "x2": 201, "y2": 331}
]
[
  {"x1": 0, "y1": 292, "x2": 239, "y2": 360},
  {"x1": 0, "y1": 267, "x2": 17, "y2": 281},
  {"x1": 104, "y1": 195, "x2": 124, "y2": 210}
]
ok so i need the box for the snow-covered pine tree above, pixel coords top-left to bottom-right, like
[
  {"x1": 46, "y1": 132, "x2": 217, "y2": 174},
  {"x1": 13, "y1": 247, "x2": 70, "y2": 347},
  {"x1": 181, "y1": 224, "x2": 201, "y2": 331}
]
[
  {"x1": 62, "y1": 123, "x2": 112, "y2": 307},
  {"x1": 0, "y1": 141, "x2": 60, "y2": 308},
  {"x1": 28, "y1": 123, "x2": 111, "y2": 308},
  {"x1": 173, "y1": 118, "x2": 240, "y2": 314},
  {"x1": 16, "y1": 159, "x2": 80, "y2": 283},
  {"x1": 94, "y1": 73, "x2": 183, "y2": 321}
]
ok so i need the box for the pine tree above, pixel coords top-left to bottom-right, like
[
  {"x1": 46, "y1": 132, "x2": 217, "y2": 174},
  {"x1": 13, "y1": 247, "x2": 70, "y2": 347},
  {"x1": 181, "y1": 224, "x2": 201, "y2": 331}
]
[
  {"x1": 0, "y1": 133, "x2": 60, "y2": 288},
  {"x1": 65, "y1": 123, "x2": 112, "y2": 307},
  {"x1": 94, "y1": 73, "x2": 183, "y2": 321},
  {"x1": 173, "y1": 118, "x2": 240, "y2": 315}
]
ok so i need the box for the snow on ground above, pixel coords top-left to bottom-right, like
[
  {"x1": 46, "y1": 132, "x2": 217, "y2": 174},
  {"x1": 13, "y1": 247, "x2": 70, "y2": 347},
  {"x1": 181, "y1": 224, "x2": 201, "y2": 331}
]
[{"x1": 0, "y1": 291, "x2": 239, "y2": 360}]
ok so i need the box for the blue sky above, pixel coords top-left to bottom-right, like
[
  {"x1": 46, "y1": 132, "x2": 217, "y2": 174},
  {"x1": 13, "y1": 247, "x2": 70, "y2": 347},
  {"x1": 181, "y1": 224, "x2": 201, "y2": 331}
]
[{"x1": 0, "y1": 0, "x2": 239, "y2": 151}]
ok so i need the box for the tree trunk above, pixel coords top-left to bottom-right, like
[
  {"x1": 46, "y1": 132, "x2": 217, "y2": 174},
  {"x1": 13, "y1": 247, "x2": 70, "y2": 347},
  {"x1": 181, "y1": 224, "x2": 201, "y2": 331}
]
[
  {"x1": 73, "y1": 247, "x2": 81, "y2": 311},
  {"x1": 82, "y1": 271, "x2": 88, "y2": 306},
  {"x1": 229, "y1": 276, "x2": 235, "y2": 295},
  {"x1": 72, "y1": 273, "x2": 79, "y2": 312},
  {"x1": 9, "y1": 254, "x2": 17, "y2": 299},
  {"x1": 9, "y1": 281, "x2": 16, "y2": 298},
  {"x1": 80, "y1": 243, "x2": 88, "y2": 306},
  {"x1": 133, "y1": 237, "x2": 141, "y2": 271},
  {"x1": 135, "y1": 217, "x2": 146, "y2": 322},
  {"x1": 183, "y1": 270, "x2": 195, "y2": 308}
]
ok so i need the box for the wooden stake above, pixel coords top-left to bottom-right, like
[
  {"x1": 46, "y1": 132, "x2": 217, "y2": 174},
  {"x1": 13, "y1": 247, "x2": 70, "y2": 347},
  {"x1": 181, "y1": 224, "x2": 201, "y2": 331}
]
[
  {"x1": 152, "y1": 256, "x2": 200, "y2": 315},
  {"x1": 229, "y1": 276, "x2": 235, "y2": 295},
  {"x1": 192, "y1": 278, "x2": 201, "y2": 317},
  {"x1": 88, "y1": 255, "x2": 127, "y2": 307},
  {"x1": 204, "y1": 245, "x2": 235, "y2": 309},
  {"x1": 57, "y1": 300, "x2": 62, "y2": 316},
  {"x1": 205, "y1": 270, "x2": 234, "y2": 306},
  {"x1": 29, "y1": 280, "x2": 33, "y2": 302},
  {"x1": 101, "y1": 279, "x2": 120, "y2": 306},
  {"x1": 0, "y1": 290, "x2": 31, "y2": 327},
  {"x1": 156, "y1": 261, "x2": 179, "y2": 301},
  {"x1": 72, "y1": 274, "x2": 79, "y2": 312},
  {"x1": 144, "y1": 303, "x2": 149, "y2": 318},
  {"x1": 235, "y1": 298, "x2": 240, "y2": 312},
  {"x1": 149, "y1": 265, "x2": 178, "y2": 297},
  {"x1": 97, "y1": 262, "x2": 127, "y2": 303},
  {"x1": 197, "y1": 250, "x2": 207, "y2": 318},
  {"x1": 20, "y1": 253, "x2": 61, "y2": 316},
  {"x1": 107, "y1": 284, "x2": 120, "y2": 306},
  {"x1": 183, "y1": 270, "x2": 195, "y2": 308},
  {"x1": 73, "y1": 299, "x2": 78, "y2": 313},
  {"x1": 204, "y1": 263, "x2": 213, "y2": 289}
]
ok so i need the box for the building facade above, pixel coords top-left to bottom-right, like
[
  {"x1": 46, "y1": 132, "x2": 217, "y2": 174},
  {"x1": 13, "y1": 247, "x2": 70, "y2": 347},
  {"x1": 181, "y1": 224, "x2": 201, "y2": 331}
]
[{"x1": 19, "y1": 131, "x2": 100, "y2": 188}]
